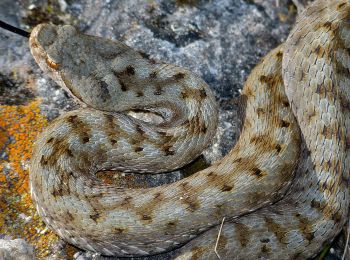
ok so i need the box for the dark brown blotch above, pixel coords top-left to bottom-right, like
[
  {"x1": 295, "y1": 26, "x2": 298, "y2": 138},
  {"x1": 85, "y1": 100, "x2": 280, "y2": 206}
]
[
  {"x1": 154, "y1": 86, "x2": 162, "y2": 95},
  {"x1": 259, "y1": 75, "x2": 275, "y2": 85},
  {"x1": 47, "y1": 139, "x2": 75, "y2": 167},
  {"x1": 154, "y1": 192, "x2": 162, "y2": 199},
  {"x1": 40, "y1": 156, "x2": 48, "y2": 165},
  {"x1": 261, "y1": 245, "x2": 271, "y2": 254},
  {"x1": 165, "y1": 221, "x2": 177, "y2": 235},
  {"x1": 275, "y1": 144, "x2": 282, "y2": 154},
  {"x1": 181, "y1": 88, "x2": 207, "y2": 102},
  {"x1": 141, "y1": 215, "x2": 152, "y2": 221},
  {"x1": 47, "y1": 137, "x2": 54, "y2": 144},
  {"x1": 233, "y1": 158, "x2": 243, "y2": 163},
  {"x1": 105, "y1": 114, "x2": 116, "y2": 128},
  {"x1": 66, "y1": 211, "x2": 75, "y2": 221},
  {"x1": 250, "y1": 134, "x2": 268, "y2": 144},
  {"x1": 264, "y1": 216, "x2": 287, "y2": 244},
  {"x1": 134, "y1": 146, "x2": 143, "y2": 152},
  {"x1": 190, "y1": 113, "x2": 207, "y2": 135},
  {"x1": 181, "y1": 90, "x2": 189, "y2": 99},
  {"x1": 235, "y1": 222, "x2": 250, "y2": 247},
  {"x1": 332, "y1": 211, "x2": 343, "y2": 223},
  {"x1": 183, "y1": 197, "x2": 200, "y2": 212},
  {"x1": 121, "y1": 196, "x2": 133, "y2": 207},
  {"x1": 82, "y1": 136, "x2": 90, "y2": 143},
  {"x1": 110, "y1": 138, "x2": 118, "y2": 145},
  {"x1": 66, "y1": 115, "x2": 92, "y2": 140},
  {"x1": 163, "y1": 145, "x2": 175, "y2": 156},
  {"x1": 338, "y1": 2, "x2": 347, "y2": 9},
  {"x1": 50, "y1": 171, "x2": 73, "y2": 198},
  {"x1": 135, "y1": 125, "x2": 145, "y2": 136},
  {"x1": 252, "y1": 167, "x2": 264, "y2": 178},
  {"x1": 120, "y1": 81, "x2": 128, "y2": 91},
  {"x1": 90, "y1": 212, "x2": 101, "y2": 223},
  {"x1": 283, "y1": 101, "x2": 290, "y2": 107},
  {"x1": 113, "y1": 227, "x2": 125, "y2": 234},
  {"x1": 207, "y1": 171, "x2": 219, "y2": 181},
  {"x1": 214, "y1": 204, "x2": 225, "y2": 218},
  {"x1": 322, "y1": 125, "x2": 333, "y2": 139},
  {"x1": 125, "y1": 65, "x2": 135, "y2": 75},
  {"x1": 191, "y1": 247, "x2": 206, "y2": 260},
  {"x1": 276, "y1": 51, "x2": 283, "y2": 61},
  {"x1": 66, "y1": 148, "x2": 74, "y2": 157},
  {"x1": 67, "y1": 115, "x2": 78, "y2": 123},
  {"x1": 313, "y1": 45, "x2": 324, "y2": 57},
  {"x1": 136, "y1": 91, "x2": 144, "y2": 97},
  {"x1": 280, "y1": 120, "x2": 290, "y2": 128},
  {"x1": 199, "y1": 89, "x2": 207, "y2": 99},
  {"x1": 149, "y1": 71, "x2": 157, "y2": 78},
  {"x1": 51, "y1": 188, "x2": 63, "y2": 198},
  {"x1": 129, "y1": 138, "x2": 138, "y2": 145},
  {"x1": 310, "y1": 199, "x2": 323, "y2": 211},
  {"x1": 256, "y1": 108, "x2": 265, "y2": 117},
  {"x1": 216, "y1": 234, "x2": 228, "y2": 253},
  {"x1": 295, "y1": 214, "x2": 314, "y2": 241},
  {"x1": 167, "y1": 221, "x2": 176, "y2": 227},
  {"x1": 323, "y1": 21, "x2": 332, "y2": 29},
  {"x1": 221, "y1": 184, "x2": 234, "y2": 192},
  {"x1": 181, "y1": 182, "x2": 190, "y2": 191},
  {"x1": 173, "y1": 72, "x2": 186, "y2": 80}
]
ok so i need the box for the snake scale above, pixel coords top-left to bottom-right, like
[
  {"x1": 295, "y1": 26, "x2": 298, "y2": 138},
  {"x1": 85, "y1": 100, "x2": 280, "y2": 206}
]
[{"x1": 28, "y1": 0, "x2": 350, "y2": 259}]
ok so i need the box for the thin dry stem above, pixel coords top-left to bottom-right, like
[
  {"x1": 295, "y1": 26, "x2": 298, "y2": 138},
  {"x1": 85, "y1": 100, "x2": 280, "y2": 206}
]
[{"x1": 215, "y1": 217, "x2": 226, "y2": 260}]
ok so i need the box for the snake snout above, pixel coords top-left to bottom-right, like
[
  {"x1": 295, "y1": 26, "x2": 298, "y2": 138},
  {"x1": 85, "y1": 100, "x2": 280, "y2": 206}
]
[
  {"x1": 31, "y1": 23, "x2": 58, "y2": 49},
  {"x1": 30, "y1": 23, "x2": 77, "y2": 71}
]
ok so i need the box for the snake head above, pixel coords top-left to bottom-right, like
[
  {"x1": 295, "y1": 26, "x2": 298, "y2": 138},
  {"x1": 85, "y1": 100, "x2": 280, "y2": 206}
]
[
  {"x1": 29, "y1": 23, "x2": 91, "y2": 104},
  {"x1": 29, "y1": 23, "x2": 78, "y2": 73}
]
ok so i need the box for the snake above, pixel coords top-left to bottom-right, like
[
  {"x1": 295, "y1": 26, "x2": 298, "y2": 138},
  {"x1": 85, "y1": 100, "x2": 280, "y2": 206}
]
[{"x1": 28, "y1": 0, "x2": 350, "y2": 259}]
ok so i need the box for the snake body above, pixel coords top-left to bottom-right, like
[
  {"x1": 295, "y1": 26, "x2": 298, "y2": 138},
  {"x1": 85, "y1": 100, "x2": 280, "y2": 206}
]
[{"x1": 29, "y1": 0, "x2": 350, "y2": 259}]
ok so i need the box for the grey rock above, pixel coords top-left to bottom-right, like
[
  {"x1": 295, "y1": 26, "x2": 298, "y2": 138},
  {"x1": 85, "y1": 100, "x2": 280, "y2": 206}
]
[
  {"x1": 0, "y1": 238, "x2": 35, "y2": 260},
  {"x1": 1, "y1": 0, "x2": 343, "y2": 259}
]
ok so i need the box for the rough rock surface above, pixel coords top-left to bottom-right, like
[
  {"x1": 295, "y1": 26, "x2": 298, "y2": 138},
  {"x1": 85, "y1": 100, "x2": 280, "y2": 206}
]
[
  {"x1": 0, "y1": 238, "x2": 35, "y2": 260},
  {"x1": 0, "y1": 0, "x2": 346, "y2": 259}
]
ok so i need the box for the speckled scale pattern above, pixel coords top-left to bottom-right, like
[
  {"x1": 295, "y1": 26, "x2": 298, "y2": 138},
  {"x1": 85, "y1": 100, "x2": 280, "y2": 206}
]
[
  {"x1": 175, "y1": 1, "x2": 350, "y2": 259},
  {"x1": 28, "y1": 0, "x2": 349, "y2": 258}
]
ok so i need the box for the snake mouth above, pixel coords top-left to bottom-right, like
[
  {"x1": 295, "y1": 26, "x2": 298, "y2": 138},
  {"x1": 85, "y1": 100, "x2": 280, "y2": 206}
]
[{"x1": 29, "y1": 23, "x2": 57, "y2": 54}]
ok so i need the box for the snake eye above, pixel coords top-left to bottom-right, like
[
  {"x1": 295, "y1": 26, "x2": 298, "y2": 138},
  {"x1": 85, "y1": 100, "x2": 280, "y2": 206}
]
[{"x1": 45, "y1": 56, "x2": 60, "y2": 70}]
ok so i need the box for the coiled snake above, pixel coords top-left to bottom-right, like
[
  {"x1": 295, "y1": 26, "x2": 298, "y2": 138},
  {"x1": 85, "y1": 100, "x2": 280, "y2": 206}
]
[{"x1": 28, "y1": 0, "x2": 350, "y2": 258}]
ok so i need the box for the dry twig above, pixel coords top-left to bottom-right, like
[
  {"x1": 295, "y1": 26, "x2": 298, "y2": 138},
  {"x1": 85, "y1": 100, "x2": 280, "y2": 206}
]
[{"x1": 215, "y1": 217, "x2": 226, "y2": 260}]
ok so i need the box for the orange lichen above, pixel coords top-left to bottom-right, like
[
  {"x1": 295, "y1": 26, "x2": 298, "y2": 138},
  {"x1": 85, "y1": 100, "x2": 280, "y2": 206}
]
[
  {"x1": 0, "y1": 99, "x2": 71, "y2": 258},
  {"x1": 0, "y1": 124, "x2": 8, "y2": 153},
  {"x1": 0, "y1": 98, "x2": 177, "y2": 258}
]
